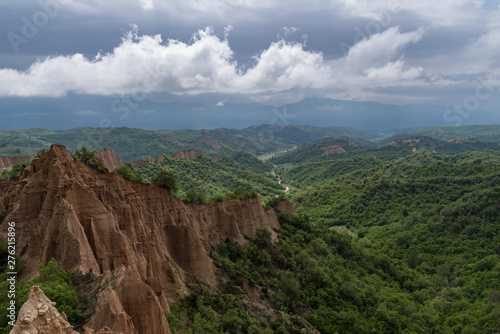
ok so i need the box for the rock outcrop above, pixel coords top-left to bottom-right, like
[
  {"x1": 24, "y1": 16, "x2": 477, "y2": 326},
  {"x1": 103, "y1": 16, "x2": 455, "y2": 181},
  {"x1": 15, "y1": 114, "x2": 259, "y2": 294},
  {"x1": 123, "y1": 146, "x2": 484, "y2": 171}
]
[
  {"x1": 273, "y1": 199, "x2": 299, "y2": 216},
  {"x1": 131, "y1": 156, "x2": 154, "y2": 167},
  {"x1": 447, "y1": 137, "x2": 462, "y2": 144},
  {"x1": 321, "y1": 145, "x2": 346, "y2": 155},
  {"x1": 386, "y1": 137, "x2": 424, "y2": 147},
  {"x1": 0, "y1": 156, "x2": 32, "y2": 171},
  {"x1": 95, "y1": 149, "x2": 124, "y2": 171},
  {"x1": 0, "y1": 145, "x2": 289, "y2": 334},
  {"x1": 10, "y1": 286, "x2": 79, "y2": 334},
  {"x1": 172, "y1": 150, "x2": 206, "y2": 160},
  {"x1": 197, "y1": 137, "x2": 221, "y2": 149},
  {"x1": 84, "y1": 286, "x2": 138, "y2": 334}
]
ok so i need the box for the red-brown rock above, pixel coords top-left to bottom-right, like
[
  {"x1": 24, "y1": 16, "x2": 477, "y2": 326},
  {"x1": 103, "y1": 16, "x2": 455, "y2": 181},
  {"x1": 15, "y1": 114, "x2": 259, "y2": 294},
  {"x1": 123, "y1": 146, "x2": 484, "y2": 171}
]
[
  {"x1": 197, "y1": 137, "x2": 221, "y2": 149},
  {"x1": 321, "y1": 145, "x2": 346, "y2": 155},
  {"x1": 95, "y1": 149, "x2": 124, "y2": 171},
  {"x1": 172, "y1": 150, "x2": 206, "y2": 160},
  {"x1": 0, "y1": 156, "x2": 32, "y2": 171},
  {"x1": 0, "y1": 145, "x2": 292, "y2": 333},
  {"x1": 10, "y1": 286, "x2": 79, "y2": 334}
]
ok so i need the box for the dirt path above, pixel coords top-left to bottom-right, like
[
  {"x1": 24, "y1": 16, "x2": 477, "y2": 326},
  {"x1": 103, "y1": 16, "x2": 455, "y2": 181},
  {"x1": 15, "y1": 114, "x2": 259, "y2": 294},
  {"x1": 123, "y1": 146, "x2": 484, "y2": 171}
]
[{"x1": 272, "y1": 165, "x2": 290, "y2": 193}]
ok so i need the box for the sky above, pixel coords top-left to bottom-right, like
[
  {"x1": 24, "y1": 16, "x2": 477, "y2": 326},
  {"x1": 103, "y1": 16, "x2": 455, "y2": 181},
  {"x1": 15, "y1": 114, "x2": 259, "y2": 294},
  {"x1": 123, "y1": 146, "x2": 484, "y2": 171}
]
[{"x1": 0, "y1": 0, "x2": 499, "y2": 110}]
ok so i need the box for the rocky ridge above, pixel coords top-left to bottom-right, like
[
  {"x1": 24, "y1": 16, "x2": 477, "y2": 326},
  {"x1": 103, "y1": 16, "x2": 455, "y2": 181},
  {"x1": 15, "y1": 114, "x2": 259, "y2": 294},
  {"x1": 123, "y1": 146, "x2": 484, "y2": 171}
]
[{"x1": 0, "y1": 145, "x2": 291, "y2": 333}]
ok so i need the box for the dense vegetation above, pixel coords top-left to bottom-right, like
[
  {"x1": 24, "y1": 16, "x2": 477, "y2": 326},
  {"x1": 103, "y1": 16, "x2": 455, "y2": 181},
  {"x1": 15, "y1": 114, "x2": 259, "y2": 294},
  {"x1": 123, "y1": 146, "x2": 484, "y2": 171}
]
[
  {"x1": 165, "y1": 141, "x2": 500, "y2": 333},
  {"x1": 379, "y1": 124, "x2": 500, "y2": 146},
  {"x1": 127, "y1": 151, "x2": 283, "y2": 201},
  {"x1": 272, "y1": 143, "x2": 500, "y2": 332},
  {"x1": 0, "y1": 160, "x2": 31, "y2": 179},
  {"x1": 277, "y1": 149, "x2": 500, "y2": 189},
  {"x1": 0, "y1": 256, "x2": 103, "y2": 334},
  {"x1": 167, "y1": 209, "x2": 500, "y2": 333},
  {"x1": 72, "y1": 147, "x2": 109, "y2": 173}
]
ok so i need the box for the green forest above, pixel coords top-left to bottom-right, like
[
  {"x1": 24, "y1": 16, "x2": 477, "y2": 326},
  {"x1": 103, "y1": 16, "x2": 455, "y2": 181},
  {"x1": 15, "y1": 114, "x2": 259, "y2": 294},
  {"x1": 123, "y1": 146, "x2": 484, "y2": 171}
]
[
  {"x1": 2, "y1": 126, "x2": 500, "y2": 333},
  {"x1": 130, "y1": 137, "x2": 500, "y2": 333},
  {"x1": 126, "y1": 150, "x2": 284, "y2": 201}
]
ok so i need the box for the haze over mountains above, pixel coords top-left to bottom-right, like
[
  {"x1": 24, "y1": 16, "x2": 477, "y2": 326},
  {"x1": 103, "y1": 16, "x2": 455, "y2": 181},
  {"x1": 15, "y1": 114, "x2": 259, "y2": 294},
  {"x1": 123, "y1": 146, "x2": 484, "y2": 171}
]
[{"x1": 1, "y1": 96, "x2": 498, "y2": 132}]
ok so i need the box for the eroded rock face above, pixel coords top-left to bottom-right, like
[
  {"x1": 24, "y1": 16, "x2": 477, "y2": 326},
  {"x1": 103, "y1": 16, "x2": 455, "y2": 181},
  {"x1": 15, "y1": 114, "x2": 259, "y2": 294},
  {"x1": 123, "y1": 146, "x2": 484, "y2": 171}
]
[
  {"x1": 172, "y1": 150, "x2": 206, "y2": 160},
  {"x1": 95, "y1": 149, "x2": 124, "y2": 171},
  {"x1": 0, "y1": 145, "x2": 290, "y2": 334},
  {"x1": 273, "y1": 199, "x2": 299, "y2": 216},
  {"x1": 84, "y1": 286, "x2": 137, "y2": 334},
  {"x1": 0, "y1": 156, "x2": 32, "y2": 171},
  {"x1": 10, "y1": 286, "x2": 78, "y2": 334}
]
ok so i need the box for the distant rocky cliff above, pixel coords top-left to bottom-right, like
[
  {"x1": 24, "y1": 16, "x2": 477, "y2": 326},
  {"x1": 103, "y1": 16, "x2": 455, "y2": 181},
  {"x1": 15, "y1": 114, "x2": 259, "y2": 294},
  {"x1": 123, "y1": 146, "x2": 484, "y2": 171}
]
[
  {"x1": 0, "y1": 145, "x2": 291, "y2": 333},
  {"x1": 0, "y1": 156, "x2": 32, "y2": 171},
  {"x1": 172, "y1": 149, "x2": 206, "y2": 160},
  {"x1": 95, "y1": 149, "x2": 124, "y2": 171}
]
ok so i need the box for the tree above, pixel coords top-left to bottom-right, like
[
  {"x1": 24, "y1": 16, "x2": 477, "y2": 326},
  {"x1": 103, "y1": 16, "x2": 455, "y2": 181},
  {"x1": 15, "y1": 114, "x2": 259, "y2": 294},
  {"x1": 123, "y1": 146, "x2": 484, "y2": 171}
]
[
  {"x1": 115, "y1": 166, "x2": 143, "y2": 182},
  {"x1": 254, "y1": 228, "x2": 272, "y2": 249},
  {"x1": 72, "y1": 147, "x2": 108, "y2": 173},
  {"x1": 183, "y1": 189, "x2": 207, "y2": 204},
  {"x1": 151, "y1": 170, "x2": 178, "y2": 193}
]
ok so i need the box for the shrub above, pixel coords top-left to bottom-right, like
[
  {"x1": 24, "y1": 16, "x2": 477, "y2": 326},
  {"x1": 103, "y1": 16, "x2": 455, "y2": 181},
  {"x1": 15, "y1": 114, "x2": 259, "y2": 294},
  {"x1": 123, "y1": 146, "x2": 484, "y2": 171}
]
[
  {"x1": 72, "y1": 148, "x2": 108, "y2": 173},
  {"x1": 184, "y1": 189, "x2": 207, "y2": 204},
  {"x1": 151, "y1": 170, "x2": 178, "y2": 193},
  {"x1": 264, "y1": 195, "x2": 285, "y2": 210},
  {"x1": 115, "y1": 166, "x2": 143, "y2": 182}
]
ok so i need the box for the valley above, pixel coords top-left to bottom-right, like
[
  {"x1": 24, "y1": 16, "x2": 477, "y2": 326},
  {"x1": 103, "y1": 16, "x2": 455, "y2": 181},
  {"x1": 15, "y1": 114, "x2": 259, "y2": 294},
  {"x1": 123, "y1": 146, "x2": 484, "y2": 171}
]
[{"x1": 1, "y1": 124, "x2": 500, "y2": 333}]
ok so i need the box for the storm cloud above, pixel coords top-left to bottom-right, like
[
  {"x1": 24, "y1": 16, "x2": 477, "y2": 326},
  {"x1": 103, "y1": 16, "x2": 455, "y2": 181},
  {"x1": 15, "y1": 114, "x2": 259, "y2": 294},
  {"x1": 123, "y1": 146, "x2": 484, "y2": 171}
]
[{"x1": 0, "y1": 0, "x2": 499, "y2": 105}]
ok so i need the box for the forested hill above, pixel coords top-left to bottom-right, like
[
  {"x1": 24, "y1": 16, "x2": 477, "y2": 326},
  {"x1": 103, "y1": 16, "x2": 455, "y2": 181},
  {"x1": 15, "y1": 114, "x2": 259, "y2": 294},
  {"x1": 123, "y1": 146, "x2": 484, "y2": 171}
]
[
  {"x1": 379, "y1": 124, "x2": 500, "y2": 146},
  {"x1": 261, "y1": 131, "x2": 500, "y2": 332},
  {"x1": 127, "y1": 150, "x2": 285, "y2": 201},
  {"x1": 271, "y1": 131, "x2": 500, "y2": 163},
  {"x1": 0, "y1": 125, "x2": 377, "y2": 161}
]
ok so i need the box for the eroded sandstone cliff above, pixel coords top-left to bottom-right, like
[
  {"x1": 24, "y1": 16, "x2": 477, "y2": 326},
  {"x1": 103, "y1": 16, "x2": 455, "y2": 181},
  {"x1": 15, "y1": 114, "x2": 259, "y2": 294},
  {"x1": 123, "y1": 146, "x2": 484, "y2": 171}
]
[
  {"x1": 172, "y1": 149, "x2": 206, "y2": 160},
  {"x1": 95, "y1": 149, "x2": 124, "y2": 171},
  {"x1": 0, "y1": 156, "x2": 32, "y2": 171},
  {"x1": 0, "y1": 145, "x2": 286, "y2": 333}
]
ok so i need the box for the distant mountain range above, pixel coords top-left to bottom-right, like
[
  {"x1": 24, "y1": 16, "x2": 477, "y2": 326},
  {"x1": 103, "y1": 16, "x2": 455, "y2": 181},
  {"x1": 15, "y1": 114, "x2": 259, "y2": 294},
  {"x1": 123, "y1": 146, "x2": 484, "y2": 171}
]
[
  {"x1": 2, "y1": 124, "x2": 500, "y2": 162},
  {"x1": 0, "y1": 124, "x2": 378, "y2": 161},
  {"x1": 1, "y1": 95, "x2": 498, "y2": 131}
]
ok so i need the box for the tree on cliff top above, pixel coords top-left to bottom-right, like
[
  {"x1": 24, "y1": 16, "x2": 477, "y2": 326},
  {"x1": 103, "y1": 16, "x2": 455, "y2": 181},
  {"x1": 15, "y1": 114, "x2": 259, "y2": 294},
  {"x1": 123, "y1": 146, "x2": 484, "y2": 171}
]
[
  {"x1": 114, "y1": 166, "x2": 143, "y2": 182},
  {"x1": 72, "y1": 147, "x2": 108, "y2": 173},
  {"x1": 151, "y1": 170, "x2": 178, "y2": 193}
]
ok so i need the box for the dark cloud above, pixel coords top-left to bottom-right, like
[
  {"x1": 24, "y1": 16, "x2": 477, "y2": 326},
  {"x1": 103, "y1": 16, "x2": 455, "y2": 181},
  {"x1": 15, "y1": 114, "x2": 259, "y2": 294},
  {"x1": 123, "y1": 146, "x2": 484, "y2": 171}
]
[{"x1": 0, "y1": 0, "x2": 498, "y2": 108}]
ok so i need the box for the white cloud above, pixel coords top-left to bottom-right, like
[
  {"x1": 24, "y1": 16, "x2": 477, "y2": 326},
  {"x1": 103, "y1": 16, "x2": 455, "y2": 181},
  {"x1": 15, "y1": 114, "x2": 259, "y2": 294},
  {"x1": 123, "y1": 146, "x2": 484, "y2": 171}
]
[
  {"x1": 0, "y1": 25, "x2": 424, "y2": 99},
  {"x1": 334, "y1": 27, "x2": 424, "y2": 79},
  {"x1": 1, "y1": 0, "x2": 496, "y2": 106},
  {"x1": 463, "y1": 29, "x2": 500, "y2": 71},
  {"x1": 216, "y1": 100, "x2": 226, "y2": 106}
]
